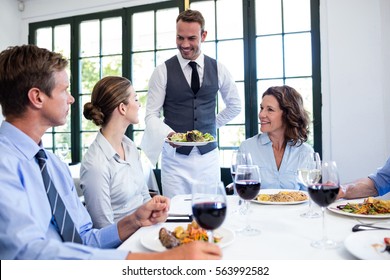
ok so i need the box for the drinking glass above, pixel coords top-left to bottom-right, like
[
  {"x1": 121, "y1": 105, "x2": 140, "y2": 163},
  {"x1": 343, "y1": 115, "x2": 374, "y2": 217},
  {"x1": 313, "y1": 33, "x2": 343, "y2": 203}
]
[
  {"x1": 297, "y1": 152, "x2": 322, "y2": 218},
  {"x1": 234, "y1": 165, "x2": 261, "y2": 236},
  {"x1": 56, "y1": 143, "x2": 69, "y2": 162},
  {"x1": 191, "y1": 181, "x2": 227, "y2": 243},
  {"x1": 308, "y1": 160, "x2": 341, "y2": 249},
  {"x1": 229, "y1": 150, "x2": 253, "y2": 195}
]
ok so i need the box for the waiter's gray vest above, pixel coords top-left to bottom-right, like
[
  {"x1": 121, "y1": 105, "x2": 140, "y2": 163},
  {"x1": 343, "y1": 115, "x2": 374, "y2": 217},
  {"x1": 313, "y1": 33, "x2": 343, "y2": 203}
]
[{"x1": 164, "y1": 55, "x2": 219, "y2": 155}]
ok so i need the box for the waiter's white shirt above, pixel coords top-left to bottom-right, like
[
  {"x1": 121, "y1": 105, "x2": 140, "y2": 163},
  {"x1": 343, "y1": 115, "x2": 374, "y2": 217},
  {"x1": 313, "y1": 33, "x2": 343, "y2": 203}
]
[{"x1": 141, "y1": 52, "x2": 241, "y2": 165}]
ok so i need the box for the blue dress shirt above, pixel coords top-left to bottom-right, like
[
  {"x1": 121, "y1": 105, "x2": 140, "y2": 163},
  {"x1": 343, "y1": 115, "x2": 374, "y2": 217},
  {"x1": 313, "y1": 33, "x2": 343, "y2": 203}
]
[
  {"x1": 239, "y1": 133, "x2": 314, "y2": 190},
  {"x1": 0, "y1": 121, "x2": 128, "y2": 259},
  {"x1": 368, "y1": 156, "x2": 390, "y2": 196}
]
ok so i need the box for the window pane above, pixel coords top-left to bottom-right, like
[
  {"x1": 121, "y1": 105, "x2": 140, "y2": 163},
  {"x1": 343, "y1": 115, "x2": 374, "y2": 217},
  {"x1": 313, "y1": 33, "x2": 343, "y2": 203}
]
[
  {"x1": 257, "y1": 79, "x2": 284, "y2": 97},
  {"x1": 134, "y1": 91, "x2": 148, "y2": 130},
  {"x1": 256, "y1": 35, "x2": 283, "y2": 78},
  {"x1": 190, "y1": 1, "x2": 216, "y2": 41},
  {"x1": 156, "y1": 8, "x2": 178, "y2": 49},
  {"x1": 132, "y1": 52, "x2": 155, "y2": 91},
  {"x1": 156, "y1": 49, "x2": 177, "y2": 65},
  {"x1": 217, "y1": 40, "x2": 244, "y2": 81},
  {"x1": 216, "y1": 0, "x2": 243, "y2": 39},
  {"x1": 36, "y1": 27, "x2": 52, "y2": 50},
  {"x1": 256, "y1": 0, "x2": 282, "y2": 35},
  {"x1": 202, "y1": 42, "x2": 216, "y2": 59},
  {"x1": 102, "y1": 55, "x2": 122, "y2": 77},
  {"x1": 218, "y1": 125, "x2": 245, "y2": 147},
  {"x1": 132, "y1": 11, "x2": 154, "y2": 51},
  {"x1": 80, "y1": 20, "x2": 100, "y2": 57},
  {"x1": 54, "y1": 25, "x2": 70, "y2": 57},
  {"x1": 42, "y1": 133, "x2": 53, "y2": 150},
  {"x1": 80, "y1": 57, "x2": 100, "y2": 93},
  {"x1": 284, "y1": 33, "x2": 312, "y2": 77},
  {"x1": 102, "y1": 17, "x2": 122, "y2": 55},
  {"x1": 133, "y1": 131, "x2": 143, "y2": 147},
  {"x1": 219, "y1": 81, "x2": 245, "y2": 124},
  {"x1": 283, "y1": 0, "x2": 311, "y2": 33},
  {"x1": 81, "y1": 132, "x2": 98, "y2": 157}
]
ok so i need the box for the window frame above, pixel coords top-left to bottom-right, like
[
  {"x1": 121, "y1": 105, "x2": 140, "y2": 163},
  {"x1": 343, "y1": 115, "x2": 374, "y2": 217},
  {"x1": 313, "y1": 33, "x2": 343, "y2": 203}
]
[{"x1": 28, "y1": 0, "x2": 321, "y2": 164}]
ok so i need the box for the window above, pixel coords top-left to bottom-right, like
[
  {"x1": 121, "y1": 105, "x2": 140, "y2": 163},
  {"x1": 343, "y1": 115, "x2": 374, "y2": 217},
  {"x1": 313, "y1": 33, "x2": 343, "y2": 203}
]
[{"x1": 29, "y1": 0, "x2": 321, "y2": 167}]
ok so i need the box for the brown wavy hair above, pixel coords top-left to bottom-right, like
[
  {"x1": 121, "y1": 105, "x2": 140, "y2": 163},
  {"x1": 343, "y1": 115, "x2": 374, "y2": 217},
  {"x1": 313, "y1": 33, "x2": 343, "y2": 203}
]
[
  {"x1": 0, "y1": 45, "x2": 68, "y2": 117},
  {"x1": 262, "y1": 85, "x2": 310, "y2": 146},
  {"x1": 83, "y1": 76, "x2": 132, "y2": 126}
]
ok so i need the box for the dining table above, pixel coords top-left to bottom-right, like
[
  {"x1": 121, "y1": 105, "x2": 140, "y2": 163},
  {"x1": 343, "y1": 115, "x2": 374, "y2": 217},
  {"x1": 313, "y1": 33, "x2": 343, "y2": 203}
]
[{"x1": 117, "y1": 193, "x2": 390, "y2": 260}]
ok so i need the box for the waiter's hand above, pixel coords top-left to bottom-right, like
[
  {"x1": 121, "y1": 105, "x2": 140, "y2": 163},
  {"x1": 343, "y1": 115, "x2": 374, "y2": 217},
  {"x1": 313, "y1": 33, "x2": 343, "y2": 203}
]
[{"x1": 167, "y1": 131, "x2": 180, "y2": 148}]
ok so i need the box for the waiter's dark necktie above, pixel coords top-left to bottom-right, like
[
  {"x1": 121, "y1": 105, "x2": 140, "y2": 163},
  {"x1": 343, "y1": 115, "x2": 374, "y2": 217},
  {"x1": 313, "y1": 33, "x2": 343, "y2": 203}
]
[
  {"x1": 35, "y1": 149, "x2": 83, "y2": 243},
  {"x1": 189, "y1": 61, "x2": 200, "y2": 94}
]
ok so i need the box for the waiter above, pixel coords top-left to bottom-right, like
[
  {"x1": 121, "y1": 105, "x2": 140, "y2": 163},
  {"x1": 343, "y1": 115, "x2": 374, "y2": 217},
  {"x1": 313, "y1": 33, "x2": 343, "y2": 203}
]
[{"x1": 141, "y1": 9, "x2": 241, "y2": 198}]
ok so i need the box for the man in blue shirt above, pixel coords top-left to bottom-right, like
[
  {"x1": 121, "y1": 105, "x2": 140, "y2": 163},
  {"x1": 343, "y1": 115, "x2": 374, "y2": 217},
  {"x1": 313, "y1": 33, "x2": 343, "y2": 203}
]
[
  {"x1": 0, "y1": 44, "x2": 221, "y2": 260},
  {"x1": 338, "y1": 157, "x2": 390, "y2": 199}
]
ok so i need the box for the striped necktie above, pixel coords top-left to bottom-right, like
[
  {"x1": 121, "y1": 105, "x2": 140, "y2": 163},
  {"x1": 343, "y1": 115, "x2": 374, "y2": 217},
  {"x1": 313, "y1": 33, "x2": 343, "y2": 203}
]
[
  {"x1": 35, "y1": 149, "x2": 83, "y2": 243},
  {"x1": 189, "y1": 61, "x2": 200, "y2": 94}
]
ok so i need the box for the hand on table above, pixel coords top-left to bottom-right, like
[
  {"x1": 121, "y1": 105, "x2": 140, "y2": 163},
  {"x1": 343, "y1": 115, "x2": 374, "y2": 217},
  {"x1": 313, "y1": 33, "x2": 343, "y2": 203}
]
[{"x1": 126, "y1": 241, "x2": 222, "y2": 260}]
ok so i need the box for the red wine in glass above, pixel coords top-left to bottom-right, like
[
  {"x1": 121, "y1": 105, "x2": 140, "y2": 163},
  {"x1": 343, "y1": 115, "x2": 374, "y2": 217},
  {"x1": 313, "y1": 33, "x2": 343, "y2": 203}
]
[
  {"x1": 192, "y1": 202, "x2": 227, "y2": 230},
  {"x1": 191, "y1": 181, "x2": 227, "y2": 242},
  {"x1": 308, "y1": 184, "x2": 339, "y2": 207},
  {"x1": 235, "y1": 180, "x2": 261, "y2": 200},
  {"x1": 308, "y1": 160, "x2": 341, "y2": 249}
]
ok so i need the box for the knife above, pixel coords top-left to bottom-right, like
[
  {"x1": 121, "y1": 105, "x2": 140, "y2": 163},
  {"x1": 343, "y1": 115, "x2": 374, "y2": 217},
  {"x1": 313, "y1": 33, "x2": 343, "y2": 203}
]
[
  {"x1": 166, "y1": 214, "x2": 193, "y2": 223},
  {"x1": 352, "y1": 224, "x2": 390, "y2": 232}
]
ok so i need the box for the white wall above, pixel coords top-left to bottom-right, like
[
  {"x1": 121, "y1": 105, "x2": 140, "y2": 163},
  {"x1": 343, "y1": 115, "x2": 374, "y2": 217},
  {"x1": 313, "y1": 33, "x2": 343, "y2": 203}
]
[
  {"x1": 0, "y1": 0, "x2": 22, "y2": 121},
  {"x1": 321, "y1": 0, "x2": 390, "y2": 182},
  {"x1": 0, "y1": 0, "x2": 21, "y2": 50},
  {"x1": 1, "y1": 0, "x2": 389, "y2": 182}
]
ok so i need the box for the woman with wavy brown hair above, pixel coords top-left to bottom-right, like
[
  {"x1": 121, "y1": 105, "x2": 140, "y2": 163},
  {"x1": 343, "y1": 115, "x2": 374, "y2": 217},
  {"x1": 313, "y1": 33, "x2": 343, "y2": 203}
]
[{"x1": 239, "y1": 85, "x2": 314, "y2": 190}]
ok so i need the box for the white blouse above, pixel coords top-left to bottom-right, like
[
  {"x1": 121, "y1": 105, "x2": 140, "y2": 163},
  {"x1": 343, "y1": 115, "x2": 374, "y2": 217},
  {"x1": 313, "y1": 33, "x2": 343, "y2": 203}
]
[{"x1": 80, "y1": 132, "x2": 151, "y2": 228}]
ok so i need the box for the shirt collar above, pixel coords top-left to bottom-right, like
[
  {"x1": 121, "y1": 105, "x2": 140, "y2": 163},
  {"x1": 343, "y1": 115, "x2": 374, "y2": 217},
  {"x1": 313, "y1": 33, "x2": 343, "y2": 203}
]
[
  {"x1": 95, "y1": 130, "x2": 117, "y2": 160},
  {"x1": 258, "y1": 132, "x2": 294, "y2": 146},
  {"x1": 0, "y1": 121, "x2": 42, "y2": 160},
  {"x1": 259, "y1": 133, "x2": 271, "y2": 145},
  {"x1": 95, "y1": 130, "x2": 132, "y2": 161},
  {"x1": 177, "y1": 52, "x2": 205, "y2": 70}
]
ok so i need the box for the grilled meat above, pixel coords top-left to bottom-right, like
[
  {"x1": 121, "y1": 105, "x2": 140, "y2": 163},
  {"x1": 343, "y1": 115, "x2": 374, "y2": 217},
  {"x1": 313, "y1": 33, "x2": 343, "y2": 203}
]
[{"x1": 159, "y1": 228, "x2": 180, "y2": 249}]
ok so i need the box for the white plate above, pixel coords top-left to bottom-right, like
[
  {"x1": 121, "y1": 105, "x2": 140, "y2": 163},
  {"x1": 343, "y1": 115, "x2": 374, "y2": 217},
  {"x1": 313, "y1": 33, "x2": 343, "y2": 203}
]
[
  {"x1": 328, "y1": 199, "x2": 390, "y2": 219},
  {"x1": 140, "y1": 224, "x2": 235, "y2": 252},
  {"x1": 344, "y1": 230, "x2": 390, "y2": 260},
  {"x1": 252, "y1": 189, "x2": 309, "y2": 205},
  {"x1": 165, "y1": 138, "x2": 216, "y2": 147}
]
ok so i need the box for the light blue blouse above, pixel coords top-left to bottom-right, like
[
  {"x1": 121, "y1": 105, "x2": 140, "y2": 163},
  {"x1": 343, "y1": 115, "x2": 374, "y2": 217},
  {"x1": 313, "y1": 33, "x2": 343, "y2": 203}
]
[
  {"x1": 368, "y1": 156, "x2": 390, "y2": 196},
  {"x1": 239, "y1": 133, "x2": 314, "y2": 190},
  {"x1": 0, "y1": 121, "x2": 127, "y2": 259}
]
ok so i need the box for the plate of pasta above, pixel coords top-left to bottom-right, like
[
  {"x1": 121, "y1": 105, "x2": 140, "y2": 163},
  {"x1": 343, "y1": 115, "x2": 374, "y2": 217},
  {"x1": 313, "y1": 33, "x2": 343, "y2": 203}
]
[
  {"x1": 252, "y1": 189, "x2": 309, "y2": 205},
  {"x1": 328, "y1": 197, "x2": 390, "y2": 219}
]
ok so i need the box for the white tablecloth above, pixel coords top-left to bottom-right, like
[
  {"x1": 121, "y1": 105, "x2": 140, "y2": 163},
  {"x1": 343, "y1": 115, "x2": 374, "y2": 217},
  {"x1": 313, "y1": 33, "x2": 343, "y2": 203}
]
[{"x1": 117, "y1": 194, "x2": 388, "y2": 259}]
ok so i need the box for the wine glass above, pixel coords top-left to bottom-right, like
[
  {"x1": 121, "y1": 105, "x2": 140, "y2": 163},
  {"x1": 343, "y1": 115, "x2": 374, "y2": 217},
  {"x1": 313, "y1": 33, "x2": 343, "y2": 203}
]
[
  {"x1": 234, "y1": 165, "x2": 261, "y2": 236},
  {"x1": 229, "y1": 150, "x2": 253, "y2": 195},
  {"x1": 191, "y1": 181, "x2": 227, "y2": 243},
  {"x1": 297, "y1": 152, "x2": 322, "y2": 218},
  {"x1": 308, "y1": 160, "x2": 341, "y2": 249},
  {"x1": 56, "y1": 143, "x2": 69, "y2": 162}
]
